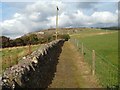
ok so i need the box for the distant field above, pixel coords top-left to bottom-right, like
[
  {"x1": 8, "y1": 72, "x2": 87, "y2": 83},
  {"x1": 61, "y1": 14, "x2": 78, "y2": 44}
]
[
  {"x1": 70, "y1": 29, "x2": 116, "y2": 38},
  {"x1": 70, "y1": 29, "x2": 118, "y2": 87},
  {"x1": 0, "y1": 44, "x2": 40, "y2": 74}
]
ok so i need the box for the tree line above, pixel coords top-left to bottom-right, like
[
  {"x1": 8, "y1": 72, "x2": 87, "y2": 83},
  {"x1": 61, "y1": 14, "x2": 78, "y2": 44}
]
[
  {"x1": 0, "y1": 34, "x2": 70, "y2": 48},
  {"x1": 100, "y1": 26, "x2": 119, "y2": 30}
]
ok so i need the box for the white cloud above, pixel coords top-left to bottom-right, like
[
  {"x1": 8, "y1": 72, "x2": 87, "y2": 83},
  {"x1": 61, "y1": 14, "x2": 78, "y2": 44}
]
[
  {"x1": 1, "y1": 13, "x2": 30, "y2": 38},
  {"x1": 29, "y1": 12, "x2": 41, "y2": 21},
  {"x1": 59, "y1": 12, "x2": 72, "y2": 27},
  {"x1": 115, "y1": 9, "x2": 118, "y2": 14},
  {"x1": 1, "y1": 18, "x2": 29, "y2": 33},
  {"x1": 47, "y1": 12, "x2": 72, "y2": 27},
  {"x1": 91, "y1": 11, "x2": 117, "y2": 24},
  {"x1": 47, "y1": 10, "x2": 118, "y2": 27},
  {"x1": 14, "y1": 13, "x2": 21, "y2": 18},
  {"x1": 0, "y1": 1, "x2": 118, "y2": 39},
  {"x1": 72, "y1": 10, "x2": 90, "y2": 25}
]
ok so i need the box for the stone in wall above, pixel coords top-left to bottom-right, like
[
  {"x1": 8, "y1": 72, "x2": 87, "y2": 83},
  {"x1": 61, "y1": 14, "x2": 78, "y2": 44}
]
[{"x1": 1, "y1": 39, "x2": 65, "y2": 89}]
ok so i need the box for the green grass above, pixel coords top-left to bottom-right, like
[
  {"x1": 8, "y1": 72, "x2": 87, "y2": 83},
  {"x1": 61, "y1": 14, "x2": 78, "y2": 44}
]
[
  {"x1": 70, "y1": 29, "x2": 114, "y2": 38},
  {"x1": 0, "y1": 44, "x2": 40, "y2": 74},
  {"x1": 78, "y1": 32, "x2": 118, "y2": 66},
  {"x1": 70, "y1": 29, "x2": 118, "y2": 87},
  {"x1": 71, "y1": 29, "x2": 118, "y2": 66}
]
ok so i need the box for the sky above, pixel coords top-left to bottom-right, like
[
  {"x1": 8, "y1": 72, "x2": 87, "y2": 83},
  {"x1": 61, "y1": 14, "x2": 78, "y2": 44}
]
[{"x1": 0, "y1": 0, "x2": 119, "y2": 39}]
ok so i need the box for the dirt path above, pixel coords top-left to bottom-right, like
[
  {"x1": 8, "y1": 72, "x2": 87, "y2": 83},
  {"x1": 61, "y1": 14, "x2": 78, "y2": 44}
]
[{"x1": 49, "y1": 41, "x2": 100, "y2": 88}]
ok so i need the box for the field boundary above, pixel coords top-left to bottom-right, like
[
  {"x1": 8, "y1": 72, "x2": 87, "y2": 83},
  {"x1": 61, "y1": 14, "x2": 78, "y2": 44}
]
[{"x1": 70, "y1": 38, "x2": 118, "y2": 88}]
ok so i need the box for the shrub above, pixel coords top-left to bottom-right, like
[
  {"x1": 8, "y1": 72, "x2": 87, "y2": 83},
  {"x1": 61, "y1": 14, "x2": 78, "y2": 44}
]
[{"x1": 59, "y1": 34, "x2": 70, "y2": 41}]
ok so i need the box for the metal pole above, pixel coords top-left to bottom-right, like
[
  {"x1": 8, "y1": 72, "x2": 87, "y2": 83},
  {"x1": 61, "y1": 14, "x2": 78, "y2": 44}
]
[{"x1": 56, "y1": 6, "x2": 59, "y2": 40}]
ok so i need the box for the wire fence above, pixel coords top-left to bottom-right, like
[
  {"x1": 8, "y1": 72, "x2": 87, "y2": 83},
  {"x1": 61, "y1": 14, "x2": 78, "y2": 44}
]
[{"x1": 70, "y1": 38, "x2": 118, "y2": 88}]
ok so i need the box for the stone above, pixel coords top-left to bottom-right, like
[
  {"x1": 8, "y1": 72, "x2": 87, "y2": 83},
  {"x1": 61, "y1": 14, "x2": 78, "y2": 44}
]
[
  {"x1": 32, "y1": 57, "x2": 38, "y2": 64},
  {"x1": 2, "y1": 39, "x2": 65, "y2": 89}
]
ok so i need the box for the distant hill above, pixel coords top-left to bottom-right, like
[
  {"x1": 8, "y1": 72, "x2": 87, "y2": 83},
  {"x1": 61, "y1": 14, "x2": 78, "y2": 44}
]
[{"x1": 0, "y1": 28, "x2": 70, "y2": 48}]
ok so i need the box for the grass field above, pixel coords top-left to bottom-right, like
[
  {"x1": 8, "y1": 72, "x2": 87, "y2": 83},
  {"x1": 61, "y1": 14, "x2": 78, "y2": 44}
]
[
  {"x1": 71, "y1": 29, "x2": 118, "y2": 66},
  {"x1": 79, "y1": 32, "x2": 117, "y2": 66},
  {"x1": 0, "y1": 44, "x2": 41, "y2": 74},
  {"x1": 70, "y1": 29, "x2": 118, "y2": 87}
]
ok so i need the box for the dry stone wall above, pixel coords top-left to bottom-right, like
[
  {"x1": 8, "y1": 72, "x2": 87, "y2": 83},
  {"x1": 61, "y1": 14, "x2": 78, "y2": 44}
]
[{"x1": 1, "y1": 39, "x2": 65, "y2": 89}]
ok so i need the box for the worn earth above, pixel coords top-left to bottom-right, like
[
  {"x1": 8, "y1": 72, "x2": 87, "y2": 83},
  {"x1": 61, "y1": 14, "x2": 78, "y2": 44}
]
[{"x1": 49, "y1": 41, "x2": 100, "y2": 88}]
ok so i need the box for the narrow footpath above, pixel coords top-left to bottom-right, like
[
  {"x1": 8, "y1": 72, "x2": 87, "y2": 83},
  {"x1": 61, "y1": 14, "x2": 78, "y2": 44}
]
[{"x1": 49, "y1": 41, "x2": 100, "y2": 88}]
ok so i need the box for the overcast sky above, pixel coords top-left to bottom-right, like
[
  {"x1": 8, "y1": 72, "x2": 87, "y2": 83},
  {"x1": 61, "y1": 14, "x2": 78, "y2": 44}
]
[{"x1": 0, "y1": 0, "x2": 119, "y2": 39}]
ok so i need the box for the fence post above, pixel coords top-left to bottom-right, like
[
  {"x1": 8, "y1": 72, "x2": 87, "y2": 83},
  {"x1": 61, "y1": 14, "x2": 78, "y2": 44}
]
[
  {"x1": 92, "y1": 50, "x2": 95, "y2": 76},
  {"x1": 81, "y1": 43, "x2": 84, "y2": 61},
  {"x1": 75, "y1": 38, "x2": 76, "y2": 45},
  {"x1": 16, "y1": 47, "x2": 19, "y2": 64},
  {"x1": 77, "y1": 40, "x2": 79, "y2": 48},
  {"x1": 28, "y1": 44, "x2": 31, "y2": 54},
  {"x1": 8, "y1": 49, "x2": 11, "y2": 67},
  {"x1": 82, "y1": 43, "x2": 84, "y2": 57}
]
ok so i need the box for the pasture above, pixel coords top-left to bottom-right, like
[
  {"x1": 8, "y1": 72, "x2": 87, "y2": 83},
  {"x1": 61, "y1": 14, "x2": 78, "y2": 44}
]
[
  {"x1": 72, "y1": 31, "x2": 118, "y2": 66},
  {"x1": 70, "y1": 29, "x2": 118, "y2": 87},
  {"x1": 0, "y1": 44, "x2": 40, "y2": 74}
]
